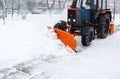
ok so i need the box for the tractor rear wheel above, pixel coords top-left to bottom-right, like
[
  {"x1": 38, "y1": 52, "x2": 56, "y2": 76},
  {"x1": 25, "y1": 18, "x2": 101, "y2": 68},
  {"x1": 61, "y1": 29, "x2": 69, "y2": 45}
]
[
  {"x1": 82, "y1": 26, "x2": 94, "y2": 46},
  {"x1": 97, "y1": 15, "x2": 110, "y2": 39}
]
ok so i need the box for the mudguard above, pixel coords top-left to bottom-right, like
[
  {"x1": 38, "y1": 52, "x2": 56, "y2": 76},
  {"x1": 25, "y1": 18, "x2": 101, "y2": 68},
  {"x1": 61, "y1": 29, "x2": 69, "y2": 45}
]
[{"x1": 109, "y1": 22, "x2": 114, "y2": 35}]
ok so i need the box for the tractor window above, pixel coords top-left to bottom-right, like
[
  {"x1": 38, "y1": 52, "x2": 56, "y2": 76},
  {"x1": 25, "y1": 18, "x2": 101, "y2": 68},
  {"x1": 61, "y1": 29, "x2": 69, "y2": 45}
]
[
  {"x1": 99, "y1": 0, "x2": 102, "y2": 8},
  {"x1": 94, "y1": 0, "x2": 97, "y2": 4},
  {"x1": 98, "y1": 0, "x2": 101, "y2": 9},
  {"x1": 81, "y1": 0, "x2": 97, "y2": 9},
  {"x1": 82, "y1": 0, "x2": 90, "y2": 9},
  {"x1": 76, "y1": 0, "x2": 81, "y2": 8},
  {"x1": 102, "y1": 0, "x2": 107, "y2": 9}
]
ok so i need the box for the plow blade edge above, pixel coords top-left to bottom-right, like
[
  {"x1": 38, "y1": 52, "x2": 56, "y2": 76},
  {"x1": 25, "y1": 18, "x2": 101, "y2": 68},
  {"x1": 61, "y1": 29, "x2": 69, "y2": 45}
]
[{"x1": 48, "y1": 26, "x2": 77, "y2": 51}]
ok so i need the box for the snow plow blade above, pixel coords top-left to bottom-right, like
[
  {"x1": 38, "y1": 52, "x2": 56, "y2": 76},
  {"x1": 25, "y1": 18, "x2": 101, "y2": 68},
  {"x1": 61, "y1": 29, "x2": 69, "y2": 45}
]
[{"x1": 48, "y1": 26, "x2": 77, "y2": 51}]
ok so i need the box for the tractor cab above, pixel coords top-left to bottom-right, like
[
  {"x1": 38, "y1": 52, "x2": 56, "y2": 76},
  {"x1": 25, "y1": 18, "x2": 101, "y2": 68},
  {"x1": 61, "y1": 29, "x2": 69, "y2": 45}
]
[{"x1": 68, "y1": 0, "x2": 110, "y2": 25}]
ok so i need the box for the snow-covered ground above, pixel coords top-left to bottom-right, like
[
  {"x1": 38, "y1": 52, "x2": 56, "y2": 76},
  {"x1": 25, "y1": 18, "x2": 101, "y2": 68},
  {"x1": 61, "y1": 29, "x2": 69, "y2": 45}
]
[
  {"x1": 0, "y1": 11, "x2": 70, "y2": 69},
  {"x1": 0, "y1": 11, "x2": 120, "y2": 79}
]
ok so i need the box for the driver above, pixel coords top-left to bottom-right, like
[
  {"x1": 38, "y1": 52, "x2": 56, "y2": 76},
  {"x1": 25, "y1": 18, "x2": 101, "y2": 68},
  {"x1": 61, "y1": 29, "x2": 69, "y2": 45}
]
[
  {"x1": 82, "y1": 0, "x2": 90, "y2": 9},
  {"x1": 86, "y1": 0, "x2": 96, "y2": 9}
]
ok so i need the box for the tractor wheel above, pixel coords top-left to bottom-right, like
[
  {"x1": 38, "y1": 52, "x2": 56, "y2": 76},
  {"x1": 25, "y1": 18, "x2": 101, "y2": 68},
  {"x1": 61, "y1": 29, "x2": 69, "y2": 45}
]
[
  {"x1": 54, "y1": 21, "x2": 67, "y2": 31},
  {"x1": 82, "y1": 26, "x2": 94, "y2": 46},
  {"x1": 97, "y1": 15, "x2": 110, "y2": 39}
]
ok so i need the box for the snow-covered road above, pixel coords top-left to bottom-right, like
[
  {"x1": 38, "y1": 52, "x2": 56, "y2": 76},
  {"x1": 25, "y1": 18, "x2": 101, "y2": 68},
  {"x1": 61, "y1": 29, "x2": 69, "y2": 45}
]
[{"x1": 0, "y1": 13, "x2": 120, "y2": 79}]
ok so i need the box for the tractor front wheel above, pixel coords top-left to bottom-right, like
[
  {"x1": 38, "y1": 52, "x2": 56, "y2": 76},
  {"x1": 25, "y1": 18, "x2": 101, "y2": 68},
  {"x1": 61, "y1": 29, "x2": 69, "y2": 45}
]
[{"x1": 82, "y1": 26, "x2": 94, "y2": 46}]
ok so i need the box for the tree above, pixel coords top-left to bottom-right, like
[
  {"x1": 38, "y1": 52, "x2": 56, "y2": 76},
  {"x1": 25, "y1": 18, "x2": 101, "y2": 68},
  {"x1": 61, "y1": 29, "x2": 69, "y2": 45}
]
[
  {"x1": 46, "y1": 0, "x2": 55, "y2": 13},
  {"x1": 0, "y1": 0, "x2": 5, "y2": 24},
  {"x1": 26, "y1": 1, "x2": 36, "y2": 13}
]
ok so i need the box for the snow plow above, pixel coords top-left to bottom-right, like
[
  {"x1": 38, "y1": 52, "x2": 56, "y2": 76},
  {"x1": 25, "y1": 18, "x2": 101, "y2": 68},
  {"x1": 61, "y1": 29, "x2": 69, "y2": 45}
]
[{"x1": 48, "y1": 0, "x2": 114, "y2": 51}]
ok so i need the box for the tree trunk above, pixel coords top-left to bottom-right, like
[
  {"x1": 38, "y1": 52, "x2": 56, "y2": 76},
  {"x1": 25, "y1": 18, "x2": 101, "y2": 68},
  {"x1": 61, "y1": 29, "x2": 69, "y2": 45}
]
[
  {"x1": 46, "y1": 0, "x2": 55, "y2": 13},
  {"x1": 12, "y1": 0, "x2": 14, "y2": 17},
  {"x1": 2, "y1": 5, "x2": 5, "y2": 24},
  {"x1": 18, "y1": 0, "x2": 21, "y2": 16},
  {"x1": 5, "y1": 0, "x2": 7, "y2": 18}
]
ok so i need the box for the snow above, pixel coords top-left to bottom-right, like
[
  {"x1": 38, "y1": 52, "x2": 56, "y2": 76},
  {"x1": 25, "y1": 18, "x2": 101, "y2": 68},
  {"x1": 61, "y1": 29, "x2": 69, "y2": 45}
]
[
  {"x1": 0, "y1": 12, "x2": 71, "y2": 69},
  {"x1": 0, "y1": 12, "x2": 120, "y2": 79}
]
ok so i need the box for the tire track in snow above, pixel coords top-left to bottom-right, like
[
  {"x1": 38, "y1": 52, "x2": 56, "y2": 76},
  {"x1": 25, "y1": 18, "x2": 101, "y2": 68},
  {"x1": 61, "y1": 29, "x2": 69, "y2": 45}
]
[
  {"x1": 0, "y1": 53, "x2": 78, "y2": 79},
  {"x1": 0, "y1": 55, "x2": 69, "y2": 79}
]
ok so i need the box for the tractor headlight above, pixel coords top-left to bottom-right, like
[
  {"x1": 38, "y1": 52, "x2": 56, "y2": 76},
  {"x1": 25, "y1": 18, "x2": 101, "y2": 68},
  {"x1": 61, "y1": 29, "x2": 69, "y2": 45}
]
[
  {"x1": 73, "y1": 19, "x2": 76, "y2": 22},
  {"x1": 68, "y1": 18, "x2": 70, "y2": 22}
]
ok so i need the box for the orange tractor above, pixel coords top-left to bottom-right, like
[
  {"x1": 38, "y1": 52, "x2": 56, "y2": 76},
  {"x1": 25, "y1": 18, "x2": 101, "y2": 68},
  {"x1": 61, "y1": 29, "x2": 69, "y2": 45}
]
[{"x1": 49, "y1": 0, "x2": 114, "y2": 51}]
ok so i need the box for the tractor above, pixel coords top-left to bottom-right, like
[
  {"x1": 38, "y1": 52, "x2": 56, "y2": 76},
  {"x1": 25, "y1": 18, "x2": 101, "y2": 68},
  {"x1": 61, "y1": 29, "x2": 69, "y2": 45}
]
[{"x1": 50, "y1": 0, "x2": 114, "y2": 51}]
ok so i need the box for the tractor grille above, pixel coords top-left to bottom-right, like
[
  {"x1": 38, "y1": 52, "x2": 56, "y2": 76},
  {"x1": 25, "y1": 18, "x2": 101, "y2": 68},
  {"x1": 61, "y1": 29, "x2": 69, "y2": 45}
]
[
  {"x1": 68, "y1": 10, "x2": 76, "y2": 19},
  {"x1": 67, "y1": 8, "x2": 77, "y2": 25}
]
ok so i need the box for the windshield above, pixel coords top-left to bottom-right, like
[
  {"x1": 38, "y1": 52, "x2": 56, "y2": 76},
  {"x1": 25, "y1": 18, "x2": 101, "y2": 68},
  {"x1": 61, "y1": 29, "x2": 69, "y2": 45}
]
[
  {"x1": 82, "y1": 0, "x2": 90, "y2": 9},
  {"x1": 77, "y1": 0, "x2": 97, "y2": 9}
]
